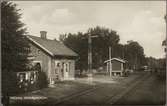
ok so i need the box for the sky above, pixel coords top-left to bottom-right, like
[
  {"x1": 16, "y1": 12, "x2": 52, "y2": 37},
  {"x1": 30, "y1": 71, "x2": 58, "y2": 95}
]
[{"x1": 14, "y1": 1, "x2": 166, "y2": 58}]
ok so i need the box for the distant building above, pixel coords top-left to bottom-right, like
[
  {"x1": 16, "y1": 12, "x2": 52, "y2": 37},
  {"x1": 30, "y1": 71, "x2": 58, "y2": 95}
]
[
  {"x1": 104, "y1": 58, "x2": 126, "y2": 76},
  {"x1": 24, "y1": 31, "x2": 78, "y2": 85}
]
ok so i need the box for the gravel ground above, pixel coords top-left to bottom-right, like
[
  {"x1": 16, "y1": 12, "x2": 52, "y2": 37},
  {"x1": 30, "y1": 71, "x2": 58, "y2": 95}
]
[{"x1": 56, "y1": 72, "x2": 145, "y2": 105}]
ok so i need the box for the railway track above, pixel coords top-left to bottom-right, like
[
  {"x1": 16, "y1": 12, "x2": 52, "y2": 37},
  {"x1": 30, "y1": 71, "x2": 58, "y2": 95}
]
[
  {"x1": 105, "y1": 72, "x2": 151, "y2": 104},
  {"x1": 55, "y1": 72, "x2": 148, "y2": 105},
  {"x1": 54, "y1": 84, "x2": 102, "y2": 104}
]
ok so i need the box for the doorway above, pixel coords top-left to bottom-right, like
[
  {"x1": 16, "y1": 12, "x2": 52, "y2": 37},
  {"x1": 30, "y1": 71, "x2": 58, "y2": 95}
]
[{"x1": 63, "y1": 62, "x2": 70, "y2": 80}]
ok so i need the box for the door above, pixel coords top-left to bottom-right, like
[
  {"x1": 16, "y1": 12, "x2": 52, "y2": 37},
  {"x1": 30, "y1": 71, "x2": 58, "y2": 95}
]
[{"x1": 63, "y1": 62, "x2": 69, "y2": 79}]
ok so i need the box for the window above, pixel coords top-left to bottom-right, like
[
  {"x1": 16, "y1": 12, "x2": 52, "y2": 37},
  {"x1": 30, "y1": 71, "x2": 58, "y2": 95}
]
[
  {"x1": 32, "y1": 61, "x2": 42, "y2": 71},
  {"x1": 34, "y1": 63, "x2": 41, "y2": 71}
]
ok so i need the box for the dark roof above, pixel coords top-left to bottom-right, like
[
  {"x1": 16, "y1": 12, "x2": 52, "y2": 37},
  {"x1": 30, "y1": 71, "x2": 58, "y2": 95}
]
[{"x1": 27, "y1": 35, "x2": 78, "y2": 57}]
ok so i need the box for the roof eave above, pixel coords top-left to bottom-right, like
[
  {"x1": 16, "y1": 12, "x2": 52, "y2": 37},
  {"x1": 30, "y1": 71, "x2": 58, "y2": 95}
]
[{"x1": 104, "y1": 58, "x2": 126, "y2": 63}]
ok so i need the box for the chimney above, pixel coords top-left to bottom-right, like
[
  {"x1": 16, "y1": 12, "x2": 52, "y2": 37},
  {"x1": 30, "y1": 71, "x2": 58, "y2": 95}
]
[{"x1": 40, "y1": 31, "x2": 47, "y2": 39}]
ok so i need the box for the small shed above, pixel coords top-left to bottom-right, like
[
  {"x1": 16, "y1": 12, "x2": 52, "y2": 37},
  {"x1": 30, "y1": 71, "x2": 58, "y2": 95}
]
[{"x1": 104, "y1": 58, "x2": 126, "y2": 76}]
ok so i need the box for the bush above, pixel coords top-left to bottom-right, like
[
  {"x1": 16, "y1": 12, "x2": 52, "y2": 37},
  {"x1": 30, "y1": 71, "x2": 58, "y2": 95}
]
[{"x1": 37, "y1": 71, "x2": 48, "y2": 89}]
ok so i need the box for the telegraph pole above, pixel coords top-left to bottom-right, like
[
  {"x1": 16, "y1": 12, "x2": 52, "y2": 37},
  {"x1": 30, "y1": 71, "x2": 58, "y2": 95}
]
[
  {"x1": 88, "y1": 33, "x2": 92, "y2": 74},
  {"x1": 109, "y1": 46, "x2": 112, "y2": 77},
  {"x1": 87, "y1": 33, "x2": 98, "y2": 80}
]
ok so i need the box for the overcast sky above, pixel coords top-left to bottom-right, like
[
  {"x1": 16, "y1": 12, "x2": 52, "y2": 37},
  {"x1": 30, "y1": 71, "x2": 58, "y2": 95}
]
[{"x1": 14, "y1": 1, "x2": 166, "y2": 58}]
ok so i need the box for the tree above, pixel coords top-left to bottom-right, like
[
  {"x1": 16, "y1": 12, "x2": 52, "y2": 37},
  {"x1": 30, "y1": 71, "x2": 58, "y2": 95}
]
[
  {"x1": 162, "y1": 39, "x2": 166, "y2": 54},
  {"x1": 124, "y1": 41, "x2": 146, "y2": 70},
  {"x1": 60, "y1": 26, "x2": 120, "y2": 71},
  {"x1": 87, "y1": 26, "x2": 120, "y2": 68},
  {"x1": 162, "y1": 14, "x2": 166, "y2": 54},
  {"x1": 62, "y1": 32, "x2": 88, "y2": 70},
  {"x1": 1, "y1": 1, "x2": 30, "y2": 95},
  {"x1": 60, "y1": 26, "x2": 147, "y2": 72}
]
